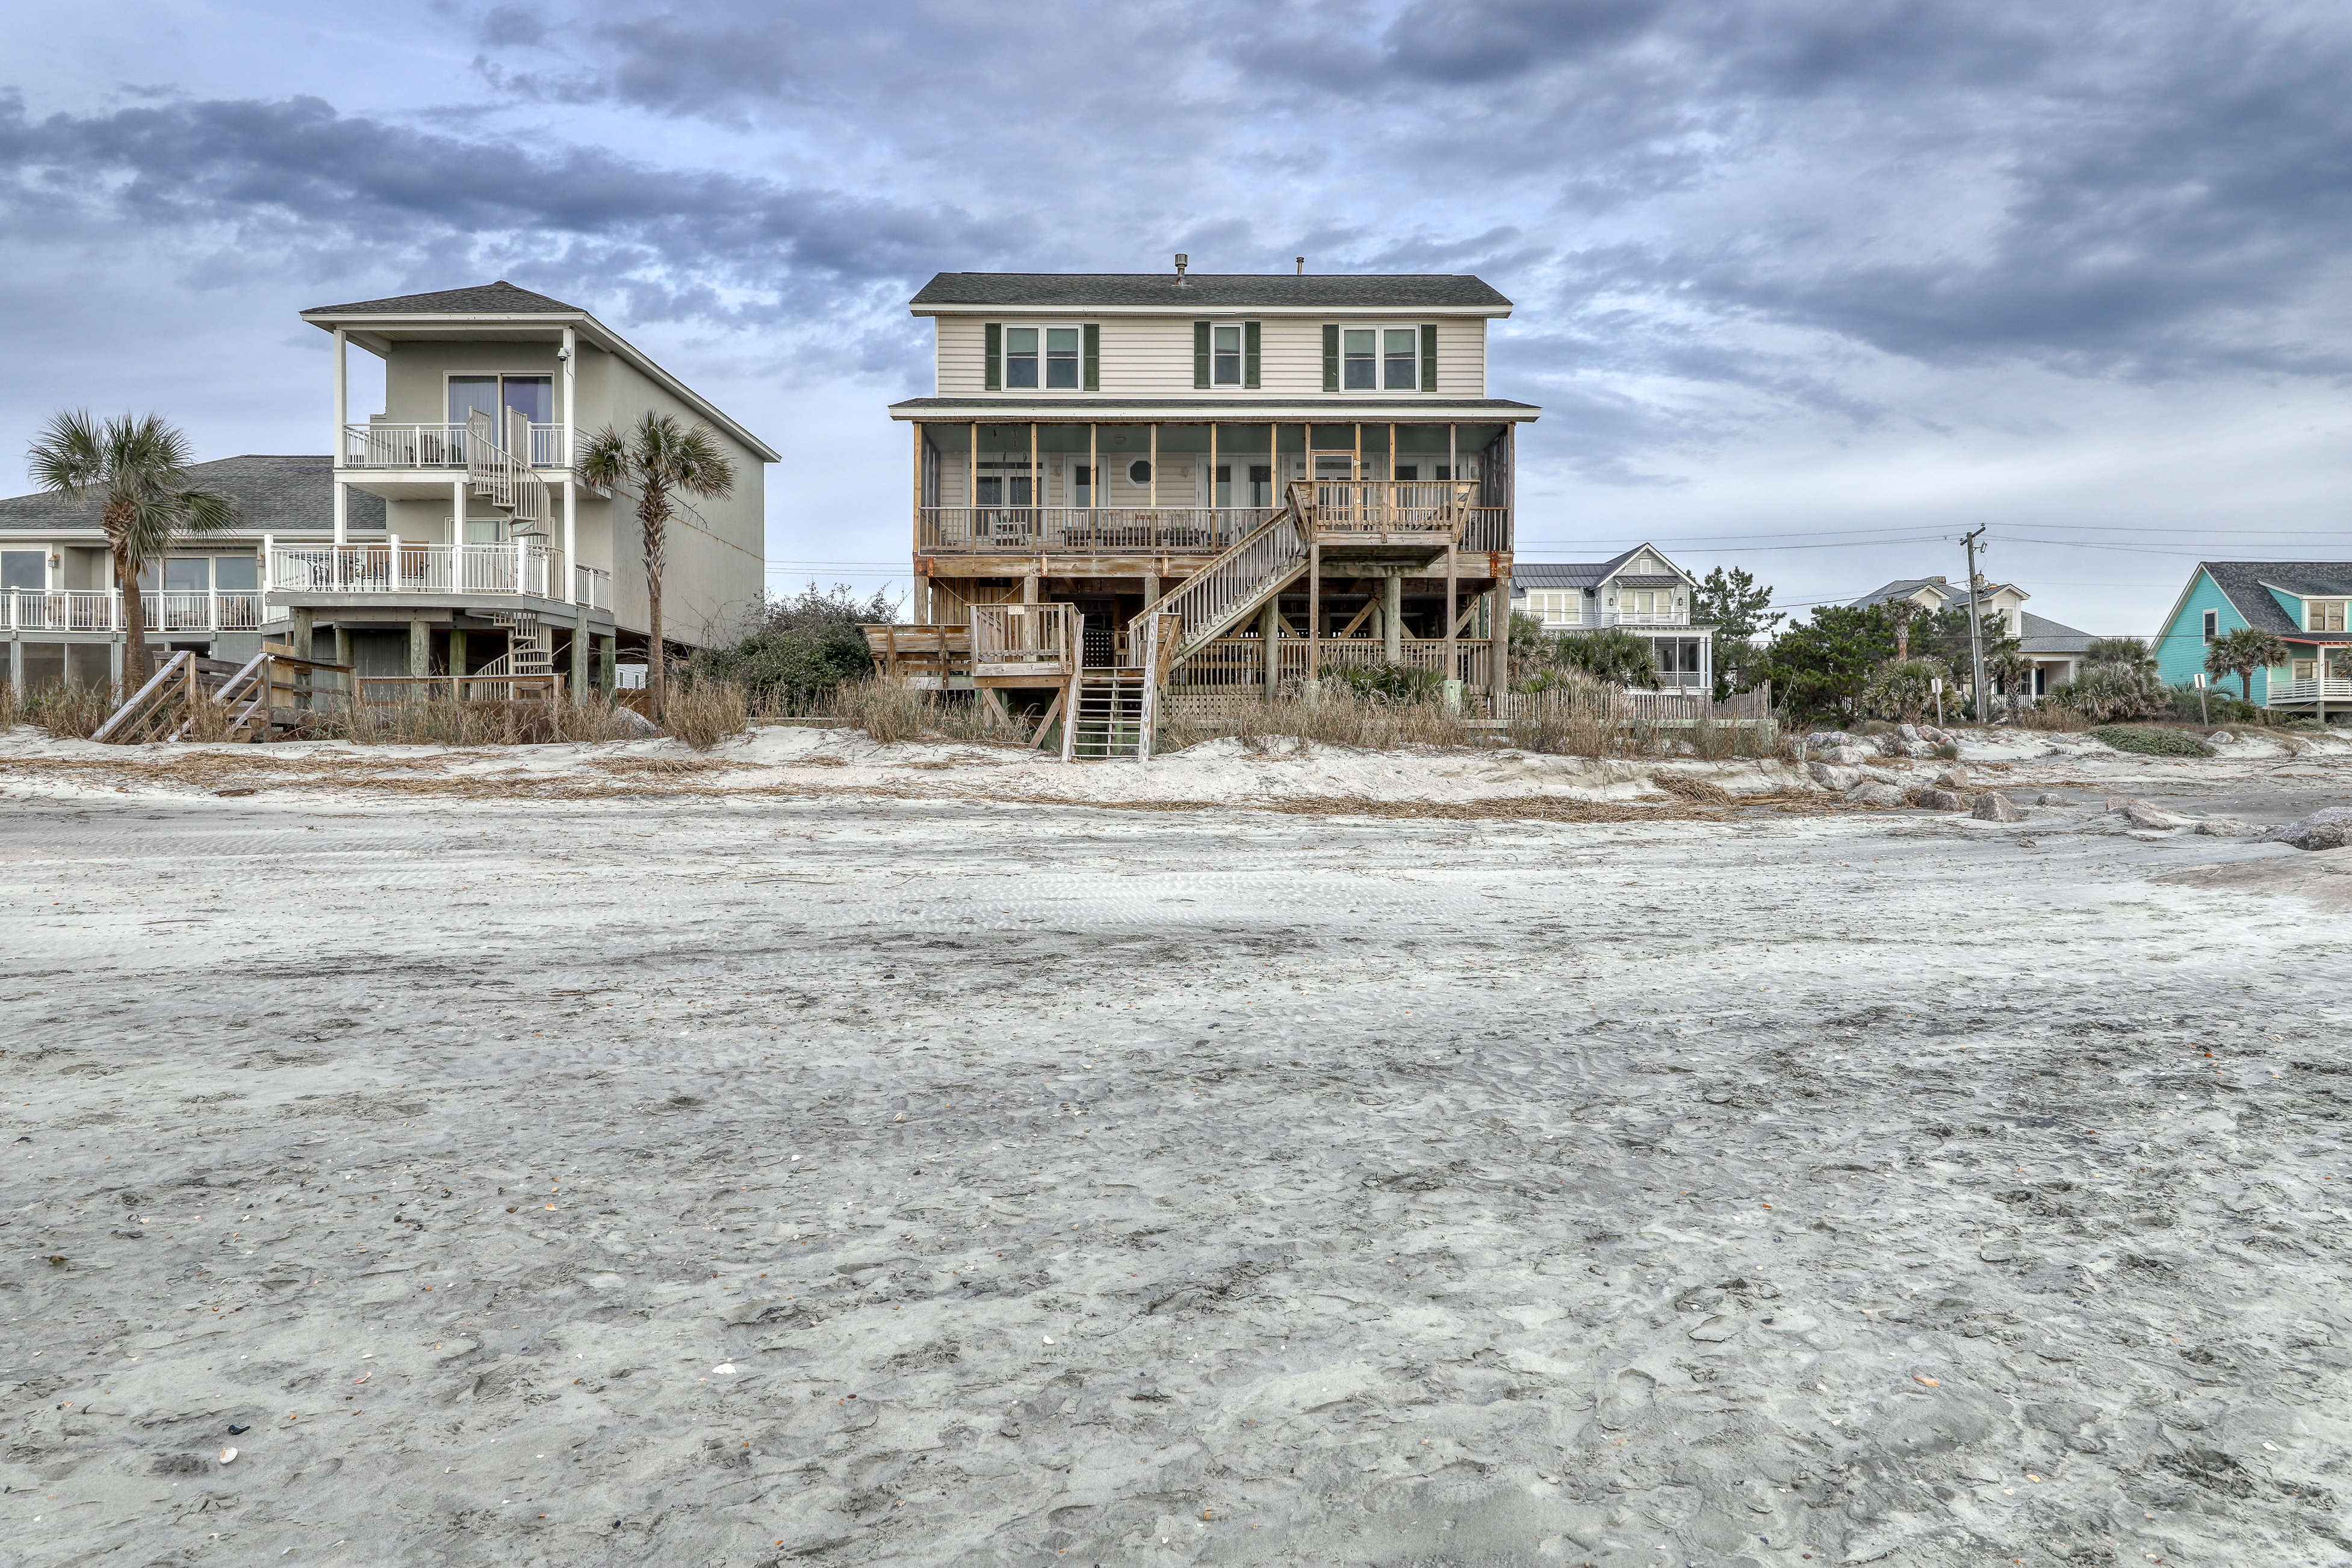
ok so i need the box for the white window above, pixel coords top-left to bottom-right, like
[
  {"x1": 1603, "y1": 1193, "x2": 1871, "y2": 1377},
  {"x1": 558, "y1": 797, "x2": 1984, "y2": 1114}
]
[
  {"x1": 999, "y1": 326, "x2": 1083, "y2": 390},
  {"x1": 1003, "y1": 327, "x2": 1040, "y2": 389},
  {"x1": 1, "y1": 548, "x2": 46, "y2": 592},
  {"x1": 2307, "y1": 599, "x2": 2347, "y2": 632},
  {"x1": 1525, "y1": 592, "x2": 1581, "y2": 627},
  {"x1": 1213, "y1": 325, "x2": 1243, "y2": 386},
  {"x1": 1622, "y1": 589, "x2": 1674, "y2": 619},
  {"x1": 1340, "y1": 326, "x2": 1421, "y2": 390}
]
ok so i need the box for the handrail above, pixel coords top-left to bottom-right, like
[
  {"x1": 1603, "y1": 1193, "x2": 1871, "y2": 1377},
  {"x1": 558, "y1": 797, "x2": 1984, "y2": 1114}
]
[
  {"x1": 971, "y1": 603, "x2": 1078, "y2": 671},
  {"x1": 1289, "y1": 478, "x2": 1473, "y2": 540},
  {"x1": 92, "y1": 651, "x2": 194, "y2": 743},
  {"x1": 1138, "y1": 506, "x2": 1308, "y2": 657}
]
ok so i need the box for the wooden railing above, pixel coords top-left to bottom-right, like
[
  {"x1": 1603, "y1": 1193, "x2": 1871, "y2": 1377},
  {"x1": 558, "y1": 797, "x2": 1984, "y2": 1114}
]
[
  {"x1": 1292, "y1": 479, "x2": 1473, "y2": 541},
  {"x1": 917, "y1": 506, "x2": 1277, "y2": 554},
  {"x1": 970, "y1": 603, "x2": 1078, "y2": 678},
  {"x1": 1462, "y1": 507, "x2": 1511, "y2": 552},
  {"x1": 1168, "y1": 636, "x2": 1494, "y2": 690},
  {"x1": 355, "y1": 674, "x2": 559, "y2": 704},
  {"x1": 1146, "y1": 509, "x2": 1309, "y2": 655}
]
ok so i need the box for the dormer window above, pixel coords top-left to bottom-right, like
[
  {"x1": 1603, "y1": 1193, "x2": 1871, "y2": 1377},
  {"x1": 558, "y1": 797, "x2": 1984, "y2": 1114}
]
[{"x1": 2309, "y1": 598, "x2": 2347, "y2": 632}]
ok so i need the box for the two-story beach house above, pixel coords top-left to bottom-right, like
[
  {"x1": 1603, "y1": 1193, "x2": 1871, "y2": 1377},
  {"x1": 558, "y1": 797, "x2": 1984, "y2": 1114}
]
[
  {"x1": 885, "y1": 264, "x2": 1539, "y2": 717},
  {"x1": 2153, "y1": 561, "x2": 2352, "y2": 715},
  {"x1": 1511, "y1": 545, "x2": 1713, "y2": 691},
  {"x1": 1, "y1": 281, "x2": 774, "y2": 695},
  {"x1": 1852, "y1": 575, "x2": 2096, "y2": 698}
]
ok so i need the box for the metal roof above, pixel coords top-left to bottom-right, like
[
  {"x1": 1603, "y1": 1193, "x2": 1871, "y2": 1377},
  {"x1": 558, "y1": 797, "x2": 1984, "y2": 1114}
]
[
  {"x1": 909, "y1": 273, "x2": 1513, "y2": 313},
  {"x1": 302, "y1": 280, "x2": 583, "y2": 316},
  {"x1": 1511, "y1": 548, "x2": 1671, "y2": 592},
  {"x1": 0, "y1": 455, "x2": 382, "y2": 536}
]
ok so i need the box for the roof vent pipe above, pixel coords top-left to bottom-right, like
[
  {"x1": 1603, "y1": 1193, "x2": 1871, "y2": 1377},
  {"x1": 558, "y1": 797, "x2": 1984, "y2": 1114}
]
[
  {"x1": 1174, "y1": 253, "x2": 1188, "y2": 285},
  {"x1": 1296, "y1": 256, "x2": 1306, "y2": 275}
]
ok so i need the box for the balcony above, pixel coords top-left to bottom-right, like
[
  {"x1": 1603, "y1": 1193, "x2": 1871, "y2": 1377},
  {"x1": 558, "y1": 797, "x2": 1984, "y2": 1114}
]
[
  {"x1": 1534, "y1": 613, "x2": 1700, "y2": 631},
  {"x1": 917, "y1": 503, "x2": 1513, "y2": 557},
  {"x1": 2268, "y1": 677, "x2": 2352, "y2": 707},
  {"x1": 266, "y1": 542, "x2": 607, "y2": 607},
  {"x1": 1, "y1": 589, "x2": 264, "y2": 633},
  {"x1": 343, "y1": 422, "x2": 568, "y2": 468}
]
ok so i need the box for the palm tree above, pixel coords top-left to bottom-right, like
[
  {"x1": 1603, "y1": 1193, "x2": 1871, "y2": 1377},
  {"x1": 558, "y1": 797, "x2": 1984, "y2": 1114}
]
[
  {"x1": 2206, "y1": 625, "x2": 2290, "y2": 702},
  {"x1": 26, "y1": 412, "x2": 235, "y2": 690},
  {"x1": 1881, "y1": 597, "x2": 1923, "y2": 662},
  {"x1": 577, "y1": 412, "x2": 735, "y2": 720}
]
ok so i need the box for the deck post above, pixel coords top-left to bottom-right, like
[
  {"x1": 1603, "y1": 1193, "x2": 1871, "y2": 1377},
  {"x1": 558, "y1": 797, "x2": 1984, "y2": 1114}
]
[
  {"x1": 1445, "y1": 541, "x2": 1458, "y2": 690},
  {"x1": 1260, "y1": 597, "x2": 1279, "y2": 699},
  {"x1": 334, "y1": 625, "x2": 353, "y2": 672},
  {"x1": 291, "y1": 607, "x2": 314, "y2": 663},
  {"x1": 449, "y1": 627, "x2": 468, "y2": 699},
  {"x1": 409, "y1": 616, "x2": 430, "y2": 680},
  {"x1": 572, "y1": 606, "x2": 590, "y2": 699},
  {"x1": 1383, "y1": 572, "x2": 1403, "y2": 665},
  {"x1": 1489, "y1": 583, "x2": 1509, "y2": 708},
  {"x1": 598, "y1": 633, "x2": 615, "y2": 693},
  {"x1": 1307, "y1": 542, "x2": 1322, "y2": 684}
]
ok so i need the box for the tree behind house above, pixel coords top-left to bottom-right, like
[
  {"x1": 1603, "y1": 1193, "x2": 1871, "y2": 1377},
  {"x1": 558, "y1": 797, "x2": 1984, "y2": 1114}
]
[
  {"x1": 577, "y1": 412, "x2": 736, "y2": 720},
  {"x1": 25, "y1": 411, "x2": 234, "y2": 690},
  {"x1": 1693, "y1": 566, "x2": 1782, "y2": 696}
]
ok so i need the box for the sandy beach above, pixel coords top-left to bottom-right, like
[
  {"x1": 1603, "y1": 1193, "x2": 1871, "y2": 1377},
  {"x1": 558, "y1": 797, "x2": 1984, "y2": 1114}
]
[{"x1": 3, "y1": 723, "x2": 2348, "y2": 1567}]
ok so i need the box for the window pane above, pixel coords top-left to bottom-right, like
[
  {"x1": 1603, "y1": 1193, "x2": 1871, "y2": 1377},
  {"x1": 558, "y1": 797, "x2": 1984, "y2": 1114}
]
[
  {"x1": 214, "y1": 556, "x2": 259, "y2": 591},
  {"x1": 1214, "y1": 324, "x2": 1241, "y2": 384},
  {"x1": 447, "y1": 376, "x2": 498, "y2": 424},
  {"x1": 1046, "y1": 327, "x2": 1079, "y2": 388},
  {"x1": 0, "y1": 550, "x2": 42, "y2": 591},
  {"x1": 1005, "y1": 327, "x2": 1038, "y2": 388},
  {"x1": 163, "y1": 559, "x2": 209, "y2": 593},
  {"x1": 501, "y1": 376, "x2": 552, "y2": 424},
  {"x1": 1343, "y1": 329, "x2": 1376, "y2": 389},
  {"x1": 1384, "y1": 329, "x2": 1417, "y2": 389},
  {"x1": 978, "y1": 476, "x2": 1002, "y2": 506}
]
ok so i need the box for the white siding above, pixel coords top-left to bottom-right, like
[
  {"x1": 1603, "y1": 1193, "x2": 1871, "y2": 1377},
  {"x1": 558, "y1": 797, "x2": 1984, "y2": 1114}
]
[{"x1": 928, "y1": 314, "x2": 1490, "y2": 398}]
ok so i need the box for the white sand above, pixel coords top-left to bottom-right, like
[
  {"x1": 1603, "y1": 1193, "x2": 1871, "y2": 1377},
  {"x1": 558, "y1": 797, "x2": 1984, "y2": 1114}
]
[{"x1": 2, "y1": 724, "x2": 2347, "y2": 1565}]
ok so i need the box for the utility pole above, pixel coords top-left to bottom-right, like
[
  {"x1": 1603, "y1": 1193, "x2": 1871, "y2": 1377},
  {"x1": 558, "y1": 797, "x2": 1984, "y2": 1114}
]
[{"x1": 1962, "y1": 526, "x2": 1990, "y2": 723}]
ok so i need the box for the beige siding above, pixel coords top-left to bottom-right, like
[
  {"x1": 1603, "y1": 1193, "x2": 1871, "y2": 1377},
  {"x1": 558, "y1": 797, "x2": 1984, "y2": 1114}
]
[{"x1": 927, "y1": 314, "x2": 1490, "y2": 398}]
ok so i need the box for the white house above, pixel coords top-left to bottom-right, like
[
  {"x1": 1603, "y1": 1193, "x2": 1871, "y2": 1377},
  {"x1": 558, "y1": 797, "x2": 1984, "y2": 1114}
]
[
  {"x1": 1852, "y1": 575, "x2": 2096, "y2": 696},
  {"x1": 1510, "y1": 545, "x2": 1713, "y2": 691}
]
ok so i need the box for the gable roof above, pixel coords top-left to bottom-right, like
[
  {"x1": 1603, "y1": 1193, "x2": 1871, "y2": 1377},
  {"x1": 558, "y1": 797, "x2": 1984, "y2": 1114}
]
[
  {"x1": 1511, "y1": 545, "x2": 1684, "y2": 594},
  {"x1": 0, "y1": 455, "x2": 382, "y2": 535},
  {"x1": 302, "y1": 280, "x2": 583, "y2": 316},
  {"x1": 2198, "y1": 561, "x2": 2352, "y2": 637},
  {"x1": 1853, "y1": 576, "x2": 2024, "y2": 609},
  {"x1": 910, "y1": 273, "x2": 1513, "y2": 314}
]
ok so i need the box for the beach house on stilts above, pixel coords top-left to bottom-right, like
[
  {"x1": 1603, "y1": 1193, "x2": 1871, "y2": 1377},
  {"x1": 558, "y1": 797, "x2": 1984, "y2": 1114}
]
[{"x1": 878, "y1": 261, "x2": 1540, "y2": 756}]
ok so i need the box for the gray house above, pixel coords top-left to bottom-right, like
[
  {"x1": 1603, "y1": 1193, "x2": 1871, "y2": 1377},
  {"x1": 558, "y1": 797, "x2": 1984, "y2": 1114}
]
[{"x1": 1510, "y1": 545, "x2": 1711, "y2": 691}]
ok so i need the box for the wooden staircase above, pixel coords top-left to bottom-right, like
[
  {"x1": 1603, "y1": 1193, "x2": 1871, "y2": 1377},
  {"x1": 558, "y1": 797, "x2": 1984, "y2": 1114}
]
[{"x1": 1061, "y1": 669, "x2": 1150, "y2": 761}]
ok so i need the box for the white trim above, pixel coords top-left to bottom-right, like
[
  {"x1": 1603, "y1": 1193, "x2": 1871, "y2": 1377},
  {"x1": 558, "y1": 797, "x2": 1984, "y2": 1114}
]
[
  {"x1": 916, "y1": 303, "x2": 1510, "y2": 319},
  {"x1": 996, "y1": 322, "x2": 1091, "y2": 394},
  {"x1": 889, "y1": 401, "x2": 1538, "y2": 421},
  {"x1": 299, "y1": 307, "x2": 782, "y2": 462}
]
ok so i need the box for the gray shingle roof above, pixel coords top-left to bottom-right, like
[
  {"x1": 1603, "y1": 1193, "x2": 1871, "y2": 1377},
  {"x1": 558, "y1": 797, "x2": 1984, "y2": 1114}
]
[
  {"x1": 2205, "y1": 561, "x2": 2352, "y2": 637},
  {"x1": 1853, "y1": 576, "x2": 2021, "y2": 609},
  {"x1": 910, "y1": 273, "x2": 1513, "y2": 311},
  {"x1": 303, "y1": 280, "x2": 583, "y2": 316},
  {"x1": 0, "y1": 455, "x2": 380, "y2": 535},
  {"x1": 2017, "y1": 610, "x2": 2094, "y2": 654}
]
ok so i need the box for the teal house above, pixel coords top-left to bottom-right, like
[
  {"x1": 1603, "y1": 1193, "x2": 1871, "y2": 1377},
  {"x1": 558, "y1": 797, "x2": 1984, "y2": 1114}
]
[{"x1": 2153, "y1": 562, "x2": 2352, "y2": 713}]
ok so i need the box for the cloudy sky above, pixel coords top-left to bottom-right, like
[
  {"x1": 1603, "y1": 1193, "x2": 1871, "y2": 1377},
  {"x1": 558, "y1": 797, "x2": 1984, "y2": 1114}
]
[{"x1": 6, "y1": 0, "x2": 2348, "y2": 634}]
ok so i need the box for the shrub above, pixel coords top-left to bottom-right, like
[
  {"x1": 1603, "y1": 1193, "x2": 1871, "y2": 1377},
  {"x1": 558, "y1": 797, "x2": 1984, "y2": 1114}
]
[
  {"x1": 2048, "y1": 664, "x2": 2167, "y2": 722},
  {"x1": 1861, "y1": 658, "x2": 1947, "y2": 722},
  {"x1": 664, "y1": 680, "x2": 750, "y2": 751},
  {"x1": 2090, "y1": 724, "x2": 2215, "y2": 758},
  {"x1": 1329, "y1": 662, "x2": 1443, "y2": 702},
  {"x1": 695, "y1": 583, "x2": 897, "y2": 710}
]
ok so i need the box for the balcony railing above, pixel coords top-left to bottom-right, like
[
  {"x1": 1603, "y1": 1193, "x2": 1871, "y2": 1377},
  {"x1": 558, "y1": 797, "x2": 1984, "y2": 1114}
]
[
  {"x1": 0, "y1": 589, "x2": 263, "y2": 633},
  {"x1": 1531, "y1": 613, "x2": 1703, "y2": 631},
  {"x1": 1294, "y1": 479, "x2": 1475, "y2": 541},
  {"x1": 574, "y1": 563, "x2": 612, "y2": 611},
  {"x1": 342, "y1": 423, "x2": 568, "y2": 468},
  {"x1": 2268, "y1": 677, "x2": 2352, "y2": 707},
  {"x1": 918, "y1": 506, "x2": 1277, "y2": 554},
  {"x1": 267, "y1": 542, "x2": 559, "y2": 599}
]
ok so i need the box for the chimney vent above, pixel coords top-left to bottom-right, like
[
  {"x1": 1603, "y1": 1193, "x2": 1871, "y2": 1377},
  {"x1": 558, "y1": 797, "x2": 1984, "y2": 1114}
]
[
  {"x1": 1174, "y1": 253, "x2": 1189, "y2": 285},
  {"x1": 1295, "y1": 256, "x2": 1306, "y2": 275}
]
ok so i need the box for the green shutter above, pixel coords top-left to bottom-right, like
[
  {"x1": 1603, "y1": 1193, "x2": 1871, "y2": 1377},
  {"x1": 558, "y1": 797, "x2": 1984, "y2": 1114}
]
[
  {"x1": 1322, "y1": 324, "x2": 1339, "y2": 392},
  {"x1": 984, "y1": 323, "x2": 1001, "y2": 391},
  {"x1": 1194, "y1": 321, "x2": 1211, "y2": 389},
  {"x1": 1082, "y1": 323, "x2": 1099, "y2": 391},
  {"x1": 1244, "y1": 321, "x2": 1260, "y2": 388},
  {"x1": 1420, "y1": 324, "x2": 1437, "y2": 393}
]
